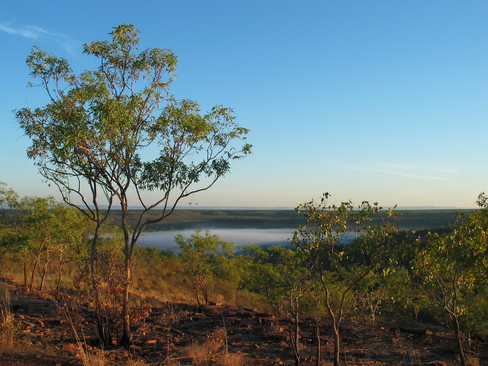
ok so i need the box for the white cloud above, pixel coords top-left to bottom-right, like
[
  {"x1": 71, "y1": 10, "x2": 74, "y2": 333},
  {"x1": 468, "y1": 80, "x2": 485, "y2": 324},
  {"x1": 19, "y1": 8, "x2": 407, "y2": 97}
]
[
  {"x1": 0, "y1": 22, "x2": 78, "y2": 55},
  {"x1": 331, "y1": 161, "x2": 448, "y2": 181},
  {"x1": 0, "y1": 24, "x2": 53, "y2": 38}
]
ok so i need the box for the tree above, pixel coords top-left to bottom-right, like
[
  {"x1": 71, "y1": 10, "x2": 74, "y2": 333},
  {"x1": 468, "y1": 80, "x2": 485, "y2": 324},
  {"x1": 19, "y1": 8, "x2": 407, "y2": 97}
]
[
  {"x1": 410, "y1": 206, "x2": 488, "y2": 366},
  {"x1": 0, "y1": 183, "x2": 19, "y2": 245},
  {"x1": 0, "y1": 191, "x2": 92, "y2": 293},
  {"x1": 277, "y1": 247, "x2": 310, "y2": 366},
  {"x1": 0, "y1": 183, "x2": 18, "y2": 210},
  {"x1": 16, "y1": 24, "x2": 251, "y2": 346},
  {"x1": 293, "y1": 193, "x2": 398, "y2": 366},
  {"x1": 176, "y1": 230, "x2": 234, "y2": 305}
]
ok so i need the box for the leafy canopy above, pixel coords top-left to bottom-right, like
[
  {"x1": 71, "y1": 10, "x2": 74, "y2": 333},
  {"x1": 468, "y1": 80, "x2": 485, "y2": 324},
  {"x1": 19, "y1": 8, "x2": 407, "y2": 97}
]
[{"x1": 16, "y1": 24, "x2": 251, "y2": 211}]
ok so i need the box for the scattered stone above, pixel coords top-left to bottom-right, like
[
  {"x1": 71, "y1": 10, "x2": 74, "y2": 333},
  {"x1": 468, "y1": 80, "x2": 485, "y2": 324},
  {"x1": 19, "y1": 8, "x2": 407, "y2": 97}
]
[
  {"x1": 129, "y1": 345, "x2": 142, "y2": 352},
  {"x1": 400, "y1": 327, "x2": 430, "y2": 335},
  {"x1": 239, "y1": 318, "x2": 257, "y2": 327}
]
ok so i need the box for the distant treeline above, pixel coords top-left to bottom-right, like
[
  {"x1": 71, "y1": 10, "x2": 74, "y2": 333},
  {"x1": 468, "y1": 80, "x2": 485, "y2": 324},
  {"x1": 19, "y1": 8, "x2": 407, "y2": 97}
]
[{"x1": 109, "y1": 209, "x2": 475, "y2": 232}]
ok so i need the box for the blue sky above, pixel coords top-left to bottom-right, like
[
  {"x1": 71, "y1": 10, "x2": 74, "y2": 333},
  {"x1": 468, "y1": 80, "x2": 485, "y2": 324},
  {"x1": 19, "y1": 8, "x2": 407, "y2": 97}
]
[{"x1": 1, "y1": 1, "x2": 487, "y2": 208}]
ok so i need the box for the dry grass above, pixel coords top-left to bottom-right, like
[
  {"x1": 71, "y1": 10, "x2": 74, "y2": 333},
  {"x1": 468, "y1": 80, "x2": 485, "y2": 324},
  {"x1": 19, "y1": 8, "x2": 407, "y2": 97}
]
[
  {"x1": 63, "y1": 304, "x2": 108, "y2": 366},
  {"x1": 186, "y1": 327, "x2": 247, "y2": 366},
  {"x1": 0, "y1": 283, "x2": 18, "y2": 354},
  {"x1": 159, "y1": 302, "x2": 190, "y2": 326},
  {"x1": 123, "y1": 359, "x2": 150, "y2": 366},
  {"x1": 466, "y1": 356, "x2": 481, "y2": 366},
  {"x1": 77, "y1": 347, "x2": 106, "y2": 366},
  {"x1": 187, "y1": 339, "x2": 222, "y2": 365},
  {"x1": 216, "y1": 352, "x2": 247, "y2": 366}
]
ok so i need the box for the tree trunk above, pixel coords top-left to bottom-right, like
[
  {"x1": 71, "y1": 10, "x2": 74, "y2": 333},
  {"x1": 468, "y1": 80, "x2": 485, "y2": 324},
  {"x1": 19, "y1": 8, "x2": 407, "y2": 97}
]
[
  {"x1": 29, "y1": 254, "x2": 41, "y2": 293},
  {"x1": 23, "y1": 261, "x2": 28, "y2": 293},
  {"x1": 120, "y1": 257, "x2": 131, "y2": 347},
  {"x1": 332, "y1": 321, "x2": 341, "y2": 366},
  {"x1": 90, "y1": 223, "x2": 110, "y2": 345},
  {"x1": 289, "y1": 293, "x2": 301, "y2": 365},
  {"x1": 55, "y1": 250, "x2": 65, "y2": 293},
  {"x1": 315, "y1": 320, "x2": 321, "y2": 366},
  {"x1": 452, "y1": 313, "x2": 467, "y2": 366},
  {"x1": 203, "y1": 285, "x2": 209, "y2": 305},
  {"x1": 39, "y1": 251, "x2": 50, "y2": 292},
  {"x1": 315, "y1": 294, "x2": 322, "y2": 366},
  {"x1": 321, "y1": 274, "x2": 342, "y2": 366},
  {"x1": 194, "y1": 283, "x2": 202, "y2": 306}
]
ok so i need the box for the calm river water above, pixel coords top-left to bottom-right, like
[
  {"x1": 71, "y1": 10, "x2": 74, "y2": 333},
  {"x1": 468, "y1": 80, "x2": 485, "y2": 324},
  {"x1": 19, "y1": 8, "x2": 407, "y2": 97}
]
[{"x1": 138, "y1": 228, "x2": 295, "y2": 253}]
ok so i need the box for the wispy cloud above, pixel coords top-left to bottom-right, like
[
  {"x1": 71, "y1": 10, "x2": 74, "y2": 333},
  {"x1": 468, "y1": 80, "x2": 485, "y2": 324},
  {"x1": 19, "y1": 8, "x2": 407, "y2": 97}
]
[
  {"x1": 0, "y1": 22, "x2": 78, "y2": 54},
  {"x1": 0, "y1": 24, "x2": 54, "y2": 38},
  {"x1": 331, "y1": 161, "x2": 457, "y2": 181},
  {"x1": 434, "y1": 168, "x2": 458, "y2": 174}
]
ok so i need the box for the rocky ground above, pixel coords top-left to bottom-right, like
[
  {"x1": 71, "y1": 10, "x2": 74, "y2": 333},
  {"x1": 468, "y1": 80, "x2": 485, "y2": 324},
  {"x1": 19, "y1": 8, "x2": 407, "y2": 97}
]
[{"x1": 1, "y1": 276, "x2": 487, "y2": 366}]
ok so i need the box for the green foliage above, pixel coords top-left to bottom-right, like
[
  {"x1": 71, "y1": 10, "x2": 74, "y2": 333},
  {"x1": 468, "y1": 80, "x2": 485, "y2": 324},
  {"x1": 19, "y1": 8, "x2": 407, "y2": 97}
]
[
  {"x1": 292, "y1": 193, "x2": 399, "y2": 366},
  {"x1": 239, "y1": 245, "x2": 303, "y2": 315},
  {"x1": 460, "y1": 283, "x2": 488, "y2": 338},
  {"x1": 0, "y1": 189, "x2": 95, "y2": 292},
  {"x1": 0, "y1": 183, "x2": 19, "y2": 210},
  {"x1": 16, "y1": 24, "x2": 250, "y2": 218},
  {"x1": 176, "y1": 230, "x2": 235, "y2": 305},
  {"x1": 408, "y1": 207, "x2": 488, "y2": 365},
  {"x1": 16, "y1": 24, "x2": 251, "y2": 345},
  {"x1": 411, "y1": 209, "x2": 488, "y2": 322},
  {"x1": 131, "y1": 246, "x2": 180, "y2": 299},
  {"x1": 293, "y1": 193, "x2": 399, "y2": 290}
]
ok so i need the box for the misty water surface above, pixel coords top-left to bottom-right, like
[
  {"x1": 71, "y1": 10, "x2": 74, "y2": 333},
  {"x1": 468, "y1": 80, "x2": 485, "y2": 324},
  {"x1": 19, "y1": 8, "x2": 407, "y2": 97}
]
[
  {"x1": 138, "y1": 228, "x2": 295, "y2": 253},
  {"x1": 137, "y1": 228, "x2": 360, "y2": 253}
]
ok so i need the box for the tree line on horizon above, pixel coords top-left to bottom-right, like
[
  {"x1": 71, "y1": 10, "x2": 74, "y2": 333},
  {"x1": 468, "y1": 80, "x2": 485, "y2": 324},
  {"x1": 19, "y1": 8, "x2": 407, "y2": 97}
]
[{"x1": 110, "y1": 206, "x2": 473, "y2": 232}]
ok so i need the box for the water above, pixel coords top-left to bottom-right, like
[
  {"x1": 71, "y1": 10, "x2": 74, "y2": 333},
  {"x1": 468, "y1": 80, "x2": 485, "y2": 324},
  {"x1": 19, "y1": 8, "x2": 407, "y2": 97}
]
[
  {"x1": 138, "y1": 228, "x2": 295, "y2": 253},
  {"x1": 138, "y1": 228, "x2": 363, "y2": 253}
]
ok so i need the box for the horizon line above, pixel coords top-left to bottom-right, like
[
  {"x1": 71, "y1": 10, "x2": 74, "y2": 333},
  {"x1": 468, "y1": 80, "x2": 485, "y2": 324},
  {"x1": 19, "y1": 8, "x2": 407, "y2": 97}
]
[{"x1": 114, "y1": 205, "x2": 477, "y2": 210}]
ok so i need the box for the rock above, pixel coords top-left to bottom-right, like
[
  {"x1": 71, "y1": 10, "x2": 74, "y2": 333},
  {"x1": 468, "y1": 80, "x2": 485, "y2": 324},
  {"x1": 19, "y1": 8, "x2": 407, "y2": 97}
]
[
  {"x1": 259, "y1": 317, "x2": 276, "y2": 325},
  {"x1": 32, "y1": 290, "x2": 56, "y2": 301},
  {"x1": 207, "y1": 300, "x2": 222, "y2": 306},
  {"x1": 400, "y1": 327, "x2": 430, "y2": 335},
  {"x1": 238, "y1": 318, "x2": 257, "y2": 328},
  {"x1": 61, "y1": 343, "x2": 79, "y2": 356},
  {"x1": 129, "y1": 345, "x2": 142, "y2": 352},
  {"x1": 198, "y1": 305, "x2": 221, "y2": 316}
]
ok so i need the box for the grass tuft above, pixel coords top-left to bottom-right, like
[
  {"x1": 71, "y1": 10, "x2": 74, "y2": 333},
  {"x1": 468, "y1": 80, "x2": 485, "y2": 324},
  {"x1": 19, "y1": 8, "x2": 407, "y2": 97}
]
[{"x1": 0, "y1": 283, "x2": 18, "y2": 354}]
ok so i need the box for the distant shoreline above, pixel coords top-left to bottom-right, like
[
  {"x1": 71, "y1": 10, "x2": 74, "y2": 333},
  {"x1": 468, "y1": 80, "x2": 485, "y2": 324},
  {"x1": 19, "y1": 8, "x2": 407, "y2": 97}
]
[
  {"x1": 111, "y1": 208, "x2": 475, "y2": 232},
  {"x1": 108, "y1": 206, "x2": 477, "y2": 210}
]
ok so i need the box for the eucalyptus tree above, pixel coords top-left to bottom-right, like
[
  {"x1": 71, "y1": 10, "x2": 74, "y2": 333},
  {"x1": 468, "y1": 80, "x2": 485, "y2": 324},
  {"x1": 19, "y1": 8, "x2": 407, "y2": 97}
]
[
  {"x1": 0, "y1": 193, "x2": 90, "y2": 292},
  {"x1": 176, "y1": 229, "x2": 235, "y2": 306},
  {"x1": 410, "y1": 205, "x2": 488, "y2": 366},
  {"x1": 293, "y1": 193, "x2": 398, "y2": 366},
  {"x1": 241, "y1": 245, "x2": 287, "y2": 314},
  {"x1": 241, "y1": 244, "x2": 310, "y2": 365},
  {"x1": 0, "y1": 183, "x2": 18, "y2": 209},
  {"x1": 279, "y1": 247, "x2": 310, "y2": 366},
  {"x1": 16, "y1": 24, "x2": 251, "y2": 346},
  {"x1": 0, "y1": 183, "x2": 19, "y2": 242}
]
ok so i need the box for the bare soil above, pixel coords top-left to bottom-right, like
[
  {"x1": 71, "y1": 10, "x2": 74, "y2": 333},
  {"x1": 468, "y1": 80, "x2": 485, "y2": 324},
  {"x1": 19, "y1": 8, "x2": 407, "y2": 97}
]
[{"x1": 1, "y1": 276, "x2": 487, "y2": 366}]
